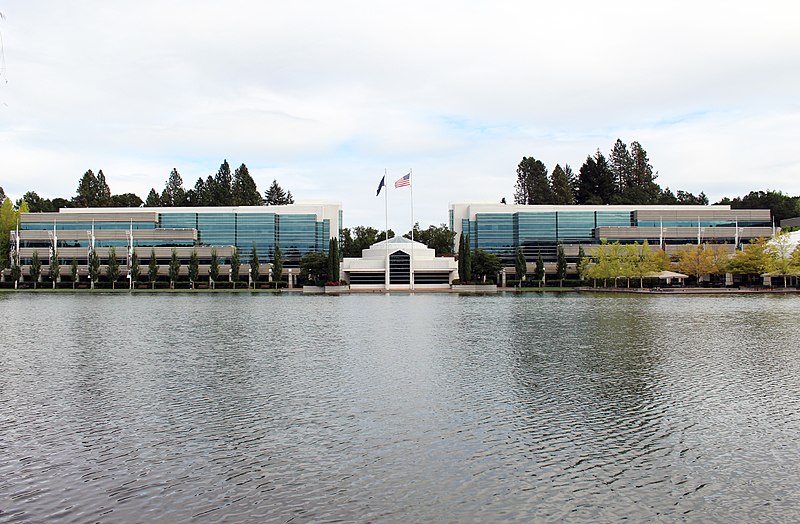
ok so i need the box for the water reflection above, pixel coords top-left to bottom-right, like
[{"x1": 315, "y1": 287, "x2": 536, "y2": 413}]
[{"x1": 1, "y1": 293, "x2": 799, "y2": 521}]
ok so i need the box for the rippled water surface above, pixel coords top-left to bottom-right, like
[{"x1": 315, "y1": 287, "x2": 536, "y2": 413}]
[{"x1": 1, "y1": 292, "x2": 800, "y2": 522}]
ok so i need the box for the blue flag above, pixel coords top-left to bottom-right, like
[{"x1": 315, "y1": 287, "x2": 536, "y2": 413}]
[{"x1": 376, "y1": 175, "x2": 385, "y2": 196}]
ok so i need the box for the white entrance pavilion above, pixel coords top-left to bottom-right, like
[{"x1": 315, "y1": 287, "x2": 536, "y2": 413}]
[{"x1": 342, "y1": 237, "x2": 458, "y2": 290}]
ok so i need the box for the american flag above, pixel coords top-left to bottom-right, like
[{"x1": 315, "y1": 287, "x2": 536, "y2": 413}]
[{"x1": 394, "y1": 173, "x2": 411, "y2": 188}]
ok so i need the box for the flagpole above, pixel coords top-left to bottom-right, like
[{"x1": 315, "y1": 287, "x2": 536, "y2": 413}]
[
  {"x1": 385, "y1": 168, "x2": 389, "y2": 291},
  {"x1": 409, "y1": 169, "x2": 415, "y2": 291}
]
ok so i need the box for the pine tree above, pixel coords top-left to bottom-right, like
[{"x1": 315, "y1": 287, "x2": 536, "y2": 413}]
[
  {"x1": 130, "y1": 250, "x2": 140, "y2": 287},
  {"x1": 535, "y1": 252, "x2": 545, "y2": 287},
  {"x1": 272, "y1": 244, "x2": 283, "y2": 287},
  {"x1": 515, "y1": 246, "x2": 526, "y2": 284},
  {"x1": 232, "y1": 163, "x2": 263, "y2": 206},
  {"x1": 74, "y1": 170, "x2": 98, "y2": 207},
  {"x1": 264, "y1": 180, "x2": 293, "y2": 205},
  {"x1": 30, "y1": 250, "x2": 42, "y2": 289},
  {"x1": 95, "y1": 170, "x2": 112, "y2": 206},
  {"x1": 250, "y1": 242, "x2": 260, "y2": 288},
  {"x1": 630, "y1": 141, "x2": 660, "y2": 203},
  {"x1": 148, "y1": 248, "x2": 159, "y2": 289},
  {"x1": 191, "y1": 177, "x2": 208, "y2": 206},
  {"x1": 550, "y1": 164, "x2": 575, "y2": 205},
  {"x1": 610, "y1": 139, "x2": 634, "y2": 193},
  {"x1": 514, "y1": 157, "x2": 552, "y2": 204},
  {"x1": 188, "y1": 249, "x2": 199, "y2": 289},
  {"x1": 213, "y1": 160, "x2": 234, "y2": 205},
  {"x1": 146, "y1": 188, "x2": 161, "y2": 207},
  {"x1": 209, "y1": 248, "x2": 219, "y2": 288},
  {"x1": 107, "y1": 247, "x2": 120, "y2": 289},
  {"x1": 230, "y1": 248, "x2": 240, "y2": 289},
  {"x1": 161, "y1": 168, "x2": 187, "y2": 207},
  {"x1": 168, "y1": 248, "x2": 180, "y2": 289},
  {"x1": 556, "y1": 244, "x2": 567, "y2": 287}
]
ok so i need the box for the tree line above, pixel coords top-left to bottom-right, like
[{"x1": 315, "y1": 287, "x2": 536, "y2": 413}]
[
  {"x1": 4, "y1": 160, "x2": 294, "y2": 213},
  {"x1": 514, "y1": 139, "x2": 710, "y2": 206}
]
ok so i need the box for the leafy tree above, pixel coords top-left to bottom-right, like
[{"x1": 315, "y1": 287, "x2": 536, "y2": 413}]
[
  {"x1": 107, "y1": 247, "x2": 120, "y2": 289},
  {"x1": 514, "y1": 156, "x2": 552, "y2": 204},
  {"x1": 249, "y1": 242, "x2": 260, "y2": 287},
  {"x1": 577, "y1": 245, "x2": 587, "y2": 281},
  {"x1": 0, "y1": 197, "x2": 17, "y2": 268},
  {"x1": 30, "y1": 250, "x2": 42, "y2": 289},
  {"x1": 232, "y1": 163, "x2": 263, "y2": 206},
  {"x1": 515, "y1": 246, "x2": 526, "y2": 283},
  {"x1": 727, "y1": 239, "x2": 774, "y2": 279},
  {"x1": 264, "y1": 179, "x2": 294, "y2": 205},
  {"x1": 535, "y1": 252, "x2": 545, "y2": 287},
  {"x1": 168, "y1": 249, "x2": 181, "y2": 289},
  {"x1": 19, "y1": 191, "x2": 54, "y2": 212},
  {"x1": 403, "y1": 223, "x2": 455, "y2": 255},
  {"x1": 130, "y1": 250, "x2": 140, "y2": 287},
  {"x1": 145, "y1": 188, "x2": 161, "y2": 207},
  {"x1": 299, "y1": 251, "x2": 328, "y2": 286},
  {"x1": 676, "y1": 244, "x2": 722, "y2": 283},
  {"x1": 272, "y1": 244, "x2": 283, "y2": 287},
  {"x1": 188, "y1": 249, "x2": 199, "y2": 289},
  {"x1": 88, "y1": 250, "x2": 100, "y2": 289},
  {"x1": 209, "y1": 248, "x2": 219, "y2": 289},
  {"x1": 230, "y1": 248, "x2": 240, "y2": 288},
  {"x1": 10, "y1": 264, "x2": 21, "y2": 288},
  {"x1": 472, "y1": 249, "x2": 502, "y2": 283},
  {"x1": 161, "y1": 168, "x2": 187, "y2": 207},
  {"x1": 71, "y1": 257, "x2": 79, "y2": 289},
  {"x1": 556, "y1": 244, "x2": 567, "y2": 286},
  {"x1": 328, "y1": 238, "x2": 340, "y2": 283},
  {"x1": 550, "y1": 164, "x2": 574, "y2": 205},
  {"x1": 111, "y1": 193, "x2": 144, "y2": 207},
  {"x1": 766, "y1": 231, "x2": 797, "y2": 287},
  {"x1": 49, "y1": 253, "x2": 60, "y2": 289},
  {"x1": 341, "y1": 226, "x2": 394, "y2": 257},
  {"x1": 148, "y1": 248, "x2": 159, "y2": 289}
]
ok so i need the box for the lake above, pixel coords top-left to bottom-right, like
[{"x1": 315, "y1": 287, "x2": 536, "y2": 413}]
[{"x1": 1, "y1": 292, "x2": 799, "y2": 522}]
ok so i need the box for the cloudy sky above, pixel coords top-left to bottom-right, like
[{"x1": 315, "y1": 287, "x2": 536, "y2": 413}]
[{"x1": 1, "y1": 1, "x2": 798, "y2": 231}]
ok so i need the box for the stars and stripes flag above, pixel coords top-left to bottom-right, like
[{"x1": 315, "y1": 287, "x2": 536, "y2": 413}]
[{"x1": 395, "y1": 172, "x2": 411, "y2": 188}]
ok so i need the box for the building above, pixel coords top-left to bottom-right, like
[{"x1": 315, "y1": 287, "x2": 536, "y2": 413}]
[
  {"x1": 10, "y1": 202, "x2": 341, "y2": 284},
  {"x1": 450, "y1": 202, "x2": 774, "y2": 270},
  {"x1": 342, "y1": 237, "x2": 457, "y2": 290}
]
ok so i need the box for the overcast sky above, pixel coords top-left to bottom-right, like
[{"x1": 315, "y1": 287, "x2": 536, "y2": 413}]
[{"x1": 1, "y1": 1, "x2": 798, "y2": 231}]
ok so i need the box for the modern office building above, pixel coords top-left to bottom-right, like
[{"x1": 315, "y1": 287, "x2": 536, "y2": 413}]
[
  {"x1": 10, "y1": 202, "x2": 341, "y2": 282},
  {"x1": 450, "y1": 202, "x2": 774, "y2": 266},
  {"x1": 342, "y1": 237, "x2": 458, "y2": 290}
]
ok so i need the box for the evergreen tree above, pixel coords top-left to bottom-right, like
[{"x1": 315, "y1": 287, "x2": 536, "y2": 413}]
[
  {"x1": 250, "y1": 242, "x2": 260, "y2": 287},
  {"x1": 88, "y1": 250, "x2": 100, "y2": 289},
  {"x1": 190, "y1": 177, "x2": 208, "y2": 206},
  {"x1": 168, "y1": 248, "x2": 181, "y2": 289},
  {"x1": 145, "y1": 188, "x2": 161, "y2": 207},
  {"x1": 264, "y1": 179, "x2": 293, "y2": 205},
  {"x1": 74, "y1": 170, "x2": 98, "y2": 207},
  {"x1": 328, "y1": 238, "x2": 340, "y2": 284},
  {"x1": 232, "y1": 163, "x2": 263, "y2": 206},
  {"x1": 0, "y1": 186, "x2": 4, "y2": 202},
  {"x1": 577, "y1": 151, "x2": 615, "y2": 204},
  {"x1": 110, "y1": 193, "x2": 143, "y2": 207},
  {"x1": 130, "y1": 250, "x2": 140, "y2": 287},
  {"x1": 107, "y1": 247, "x2": 120, "y2": 289},
  {"x1": 209, "y1": 248, "x2": 219, "y2": 288},
  {"x1": 463, "y1": 235, "x2": 472, "y2": 282},
  {"x1": 30, "y1": 250, "x2": 42, "y2": 289},
  {"x1": 609, "y1": 139, "x2": 634, "y2": 192},
  {"x1": 70, "y1": 257, "x2": 79, "y2": 289},
  {"x1": 148, "y1": 248, "x2": 159, "y2": 289},
  {"x1": 161, "y1": 168, "x2": 187, "y2": 207},
  {"x1": 556, "y1": 244, "x2": 567, "y2": 286},
  {"x1": 95, "y1": 170, "x2": 112, "y2": 206},
  {"x1": 188, "y1": 249, "x2": 199, "y2": 289},
  {"x1": 550, "y1": 164, "x2": 575, "y2": 205},
  {"x1": 272, "y1": 244, "x2": 283, "y2": 287},
  {"x1": 630, "y1": 141, "x2": 660, "y2": 202},
  {"x1": 213, "y1": 160, "x2": 234, "y2": 205},
  {"x1": 457, "y1": 234, "x2": 465, "y2": 282},
  {"x1": 515, "y1": 246, "x2": 527, "y2": 284},
  {"x1": 535, "y1": 252, "x2": 545, "y2": 287},
  {"x1": 49, "y1": 254, "x2": 60, "y2": 288},
  {"x1": 514, "y1": 156, "x2": 552, "y2": 204},
  {"x1": 230, "y1": 248, "x2": 240, "y2": 289}
]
